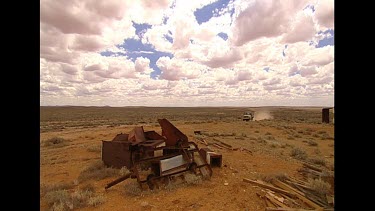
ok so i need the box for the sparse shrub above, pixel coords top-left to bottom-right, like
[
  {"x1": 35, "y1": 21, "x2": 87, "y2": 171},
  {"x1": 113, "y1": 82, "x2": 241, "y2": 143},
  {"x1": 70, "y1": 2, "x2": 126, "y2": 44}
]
[
  {"x1": 312, "y1": 133, "x2": 320, "y2": 138},
  {"x1": 294, "y1": 134, "x2": 302, "y2": 138},
  {"x1": 119, "y1": 166, "x2": 131, "y2": 176},
  {"x1": 287, "y1": 135, "x2": 295, "y2": 140},
  {"x1": 44, "y1": 190, "x2": 70, "y2": 207},
  {"x1": 78, "y1": 161, "x2": 119, "y2": 182},
  {"x1": 248, "y1": 136, "x2": 257, "y2": 140},
  {"x1": 297, "y1": 130, "x2": 304, "y2": 134},
  {"x1": 43, "y1": 137, "x2": 70, "y2": 148},
  {"x1": 321, "y1": 133, "x2": 334, "y2": 140},
  {"x1": 290, "y1": 148, "x2": 307, "y2": 160},
  {"x1": 254, "y1": 130, "x2": 260, "y2": 133},
  {"x1": 88, "y1": 195, "x2": 106, "y2": 207},
  {"x1": 314, "y1": 149, "x2": 321, "y2": 155},
  {"x1": 241, "y1": 133, "x2": 247, "y2": 137},
  {"x1": 307, "y1": 178, "x2": 331, "y2": 195},
  {"x1": 303, "y1": 131, "x2": 312, "y2": 135},
  {"x1": 307, "y1": 140, "x2": 318, "y2": 146},
  {"x1": 305, "y1": 128, "x2": 314, "y2": 132},
  {"x1": 259, "y1": 173, "x2": 288, "y2": 183},
  {"x1": 184, "y1": 173, "x2": 202, "y2": 185},
  {"x1": 257, "y1": 137, "x2": 266, "y2": 144},
  {"x1": 270, "y1": 143, "x2": 278, "y2": 148},
  {"x1": 265, "y1": 135, "x2": 275, "y2": 140},
  {"x1": 87, "y1": 145, "x2": 101, "y2": 152},
  {"x1": 309, "y1": 157, "x2": 326, "y2": 166},
  {"x1": 265, "y1": 132, "x2": 272, "y2": 135},
  {"x1": 40, "y1": 182, "x2": 75, "y2": 197},
  {"x1": 124, "y1": 181, "x2": 142, "y2": 196}
]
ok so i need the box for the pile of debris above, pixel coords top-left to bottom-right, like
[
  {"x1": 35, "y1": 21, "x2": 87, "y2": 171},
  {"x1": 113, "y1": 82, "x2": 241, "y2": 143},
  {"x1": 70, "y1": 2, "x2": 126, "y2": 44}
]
[
  {"x1": 102, "y1": 119, "x2": 215, "y2": 190},
  {"x1": 244, "y1": 162, "x2": 334, "y2": 211},
  {"x1": 193, "y1": 131, "x2": 252, "y2": 155}
]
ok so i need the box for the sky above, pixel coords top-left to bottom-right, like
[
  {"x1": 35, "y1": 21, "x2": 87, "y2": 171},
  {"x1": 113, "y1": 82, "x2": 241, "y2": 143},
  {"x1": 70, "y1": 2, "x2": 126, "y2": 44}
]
[{"x1": 40, "y1": 0, "x2": 334, "y2": 107}]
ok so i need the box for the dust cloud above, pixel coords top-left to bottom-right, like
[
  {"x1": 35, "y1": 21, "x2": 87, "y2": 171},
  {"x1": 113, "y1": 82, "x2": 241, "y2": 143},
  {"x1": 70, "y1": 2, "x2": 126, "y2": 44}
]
[{"x1": 254, "y1": 110, "x2": 273, "y2": 121}]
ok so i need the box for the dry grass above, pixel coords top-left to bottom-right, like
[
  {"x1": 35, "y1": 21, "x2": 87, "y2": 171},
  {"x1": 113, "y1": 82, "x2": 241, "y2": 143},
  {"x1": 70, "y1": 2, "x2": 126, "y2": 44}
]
[
  {"x1": 290, "y1": 148, "x2": 307, "y2": 160},
  {"x1": 258, "y1": 173, "x2": 288, "y2": 183},
  {"x1": 44, "y1": 188, "x2": 106, "y2": 210},
  {"x1": 184, "y1": 173, "x2": 202, "y2": 185},
  {"x1": 40, "y1": 182, "x2": 75, "y2": 197},
  {"x1": 78, "y1": 160, "x2": 119, "y2": 182},
  {"x1": 87, "y1": 145, "x2": 101, "y2": 153},
  {"x1": 43, "y1": 137, "x2": 70, "y2": 148},
  {"x1": 307, "y1": 178, "x2": 331, "y2": 195},
  {"x1": 309, "y1": 157, "x2": 326, "y2": 166},
  {"x1": 307, "y1": 139, "x2": 318, "y2": 146}
]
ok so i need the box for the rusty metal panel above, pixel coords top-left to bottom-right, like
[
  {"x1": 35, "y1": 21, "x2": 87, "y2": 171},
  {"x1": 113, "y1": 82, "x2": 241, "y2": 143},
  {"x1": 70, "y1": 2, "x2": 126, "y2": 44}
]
[
  {"x1": 144, "y1": 131, "x2": 166, "y2": 141},
  {"x1": 112, "y1": 133, "x2": 129, "y2": 142},
  {"x1": 128, "y1": 126, "x2": 146, "y2": 143},
  {"x1": 157, "y1": 118, "x2": 188, "y2": 146},
  {"x1": 102, "y1": 141, "x2": 132, "y2": 169},
  {"x1": 322, "y1": 108, "x2": 330, "y2": 123}
]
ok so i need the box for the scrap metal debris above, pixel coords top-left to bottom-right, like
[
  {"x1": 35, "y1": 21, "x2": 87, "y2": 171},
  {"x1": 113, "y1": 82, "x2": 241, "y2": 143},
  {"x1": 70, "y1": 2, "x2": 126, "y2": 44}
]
[{"x1": 102, "y1": 118, "x2": 213, "y2": 190}]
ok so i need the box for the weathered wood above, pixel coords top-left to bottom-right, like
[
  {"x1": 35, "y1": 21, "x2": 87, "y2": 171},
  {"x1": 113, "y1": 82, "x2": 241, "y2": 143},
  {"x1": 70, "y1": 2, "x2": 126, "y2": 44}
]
[
  {"x1": 202, "y1": 139, "x2": 208, "y2": 145},
  {"x1": 243, "y1": 178, "x2": 296, "y2": 197},
  {"x1": 288, "y1": 177, "x2": 309, "y2": 185},
  {"x1": 213, "y1": 138, "x2": 233, "y2": 148},
  {"x1": 326, "y1": 195, "x2": 334, "y2": 206},
  {"x1": 280, "y1": 194, "x2": 301, "y2": 207},
  {"x1": 302, "y1": 162, "x2": 324, "y2": 172},
  {"x1": 266, "y1": 193, "x2": 288, "y2": 208},
  {"x1": 293, "y1": 192, "x2": 324, "y2": 210},
  {"x1": 212, "y1": 143, "x2": 223, "y2": 149},
  {"x1": 272, "y1": 179, "x2": 306, "y2": 197},
  {"x1": 265, "y1": 198, "x2": 277, "y2": 208},
  {"x1": 299, "y1": 168, "x2": 323, "y2": 176},
  {"x1": 214, "y1": 142, "x2": 232, "y2": 150},
  {"x1": 285, "y1": 180, "x2": 315, "y2": 192}
]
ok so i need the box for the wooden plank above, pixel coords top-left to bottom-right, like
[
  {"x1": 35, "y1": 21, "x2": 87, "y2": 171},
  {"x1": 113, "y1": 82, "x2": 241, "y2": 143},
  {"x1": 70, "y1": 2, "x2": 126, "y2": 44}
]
[
  {"x1": 265, "y1": 193, "x2": 288, "y2": 208},
  {"x1": 285, "y1": 180, "x2": 315, "y2": 192},
  {"x1": 212, "y1": 143, "x2": 223, "y2": 149},
  {"x1": 265, "y1": 198, "x2": 277, "y2": 208},
  {"x1": 326, "y1": 195, "x2": 334, "y2": 206},
  {"x1": 302, "y1": 162, "x2": 324, "y2": 172},
  {"x1": 202, "y1": 139, "x2": 208, "y2": 145},
  {"x1": 280, "y1": 194, "x2": 301, "y2": 207},
  {"x1": 272, "y1": 179, "x2": 306, "y2": 197},
  {"x1": 213, "y1": 138, "x2": 233, "y2": 148},
  {"x1": 293, "y1": 192, "x2": 324, "y2": 210},
  {"x1": 289, "y1": 177, "x2": 309, "y2": 185},
  {"x1": 243, "y1": 178, "x2": 296, "y2": 197}
]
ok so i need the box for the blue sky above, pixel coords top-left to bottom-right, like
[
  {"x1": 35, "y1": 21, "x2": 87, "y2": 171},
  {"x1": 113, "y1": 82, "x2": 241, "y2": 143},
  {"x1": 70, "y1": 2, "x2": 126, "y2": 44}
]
[{"x1": 40, "y1": 0, "x2": 334, "y2": 107}]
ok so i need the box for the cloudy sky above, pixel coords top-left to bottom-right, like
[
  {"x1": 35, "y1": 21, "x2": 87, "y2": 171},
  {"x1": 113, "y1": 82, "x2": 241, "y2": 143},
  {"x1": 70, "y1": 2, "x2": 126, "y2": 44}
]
[{"x1": 40, "y1": 0, "x2": 334, "y2": 107}]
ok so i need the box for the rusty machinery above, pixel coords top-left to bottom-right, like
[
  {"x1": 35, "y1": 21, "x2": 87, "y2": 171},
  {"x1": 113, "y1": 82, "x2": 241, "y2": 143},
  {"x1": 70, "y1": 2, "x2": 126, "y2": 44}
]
[{"x1": 102, "y1": 118, "x2": 213, "y2": 190}]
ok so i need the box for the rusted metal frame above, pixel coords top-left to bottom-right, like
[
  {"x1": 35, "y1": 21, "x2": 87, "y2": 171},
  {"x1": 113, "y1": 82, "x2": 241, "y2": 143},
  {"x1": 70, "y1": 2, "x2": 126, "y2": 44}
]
[{"x1": 137, "y1": 163, "x2": 211, "y2": 184}]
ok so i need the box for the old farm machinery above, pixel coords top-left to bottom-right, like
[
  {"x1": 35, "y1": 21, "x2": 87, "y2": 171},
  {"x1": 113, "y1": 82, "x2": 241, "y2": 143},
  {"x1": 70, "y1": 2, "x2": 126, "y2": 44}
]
[{"x1": 102, "y1": 119, "x2": 212, "y2": 190}]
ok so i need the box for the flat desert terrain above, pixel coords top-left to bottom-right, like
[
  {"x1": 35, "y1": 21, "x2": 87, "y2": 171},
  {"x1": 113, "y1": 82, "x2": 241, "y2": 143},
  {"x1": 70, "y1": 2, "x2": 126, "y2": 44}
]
[{"x1": 40, "y1": 106, "x2": 334, "y2": 211}]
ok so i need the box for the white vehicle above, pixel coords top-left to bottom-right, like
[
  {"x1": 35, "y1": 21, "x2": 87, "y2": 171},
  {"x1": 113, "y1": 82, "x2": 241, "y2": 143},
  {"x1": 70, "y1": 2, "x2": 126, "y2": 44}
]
[{"x1": 243, "y1": 111, "x2": 254, "y2": 121}]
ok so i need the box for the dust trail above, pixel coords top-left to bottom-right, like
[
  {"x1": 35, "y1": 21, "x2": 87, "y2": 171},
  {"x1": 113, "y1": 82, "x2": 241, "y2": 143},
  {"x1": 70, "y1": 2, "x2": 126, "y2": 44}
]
[{"x1": 254, "y1": 110, "x2": 273, "y2": 121}]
